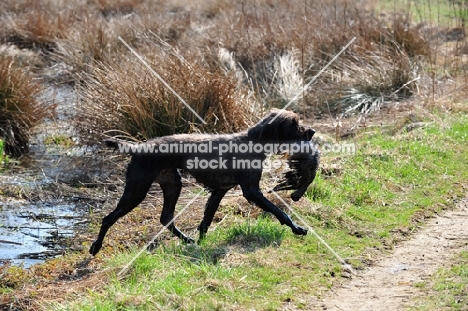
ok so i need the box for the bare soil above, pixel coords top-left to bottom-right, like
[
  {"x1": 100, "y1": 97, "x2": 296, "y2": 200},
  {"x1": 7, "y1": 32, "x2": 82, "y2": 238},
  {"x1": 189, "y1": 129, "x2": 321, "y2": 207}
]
[{"x1": 314, "y1": 194, "x2": 468, "y2": 311}]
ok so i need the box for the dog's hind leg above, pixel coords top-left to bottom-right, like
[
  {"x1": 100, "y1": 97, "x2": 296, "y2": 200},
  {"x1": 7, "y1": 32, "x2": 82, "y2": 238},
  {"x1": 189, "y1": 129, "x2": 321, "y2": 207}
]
[
  {"x1": 158, "y1": 169, "x2": 195, "y2": 243},
  {"x1": 198, "y1": 188, "x2": 230, "y2": 241},
  {"x1": 90, "y1": 158, "x2": 154, "y2": 256},
  {"x1": 240, "y1": 181, "x2": 308, "y2": 236}
]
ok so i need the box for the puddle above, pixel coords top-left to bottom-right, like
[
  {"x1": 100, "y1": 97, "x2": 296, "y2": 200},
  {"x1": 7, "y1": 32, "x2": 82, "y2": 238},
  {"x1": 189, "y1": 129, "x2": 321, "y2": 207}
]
[
  {"x1": 0, "y1": 200, "x2": 87, "y2": 267},
  {"x1": 0, "y1": 84, "x2": 105, "y2": 267}
]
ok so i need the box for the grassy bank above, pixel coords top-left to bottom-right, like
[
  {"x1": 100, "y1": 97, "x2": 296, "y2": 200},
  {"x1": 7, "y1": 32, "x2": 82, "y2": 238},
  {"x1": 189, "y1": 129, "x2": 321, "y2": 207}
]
[
  {"x1": 413, "y1": 250, "x2": 468, "y2": 310},
  {"x1": 374, "y1": 0, "x2": 468, "y2": 25},
  {"x1": 19, "y1": 110, "x2": 462, "y2": 310}
]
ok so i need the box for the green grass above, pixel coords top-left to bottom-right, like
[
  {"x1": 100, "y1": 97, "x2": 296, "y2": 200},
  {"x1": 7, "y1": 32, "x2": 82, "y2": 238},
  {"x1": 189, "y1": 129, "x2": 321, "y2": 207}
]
[
  {"x1": 46, "y1": 112, "x2": 468, "y2": 310},
  {"x1": 0, "y1": 138, "x2": 8, "y2": 168},
  {"x1": 0, "y1": 139, "x2": 4, "y2": 161},
  {"x1": 412, "y1": 251, "x2": 468, "y2": 310},
  {"x1": 224, "y1": 215, "x2": 286, "y2": 247},
  {"x1": 375, "y1": 0, "x2": 468, "y2": 26},
  {"x1": 44, "y1": 134, "x2": 75, "y2": 148}
]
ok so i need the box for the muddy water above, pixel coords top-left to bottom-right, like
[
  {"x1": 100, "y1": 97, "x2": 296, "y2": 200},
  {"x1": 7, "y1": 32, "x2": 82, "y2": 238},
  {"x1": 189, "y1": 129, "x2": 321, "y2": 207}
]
[
  {"x1": 0, "y1": 85, "x2": 101, "y2": 267},
  {"x1": 0, "y1": 198, "x2": 86, "y2": 267}
]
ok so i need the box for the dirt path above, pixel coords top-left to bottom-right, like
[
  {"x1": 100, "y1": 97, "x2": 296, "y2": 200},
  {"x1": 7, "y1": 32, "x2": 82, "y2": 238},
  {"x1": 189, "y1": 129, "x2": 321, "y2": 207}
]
[{"x1": 317, "y1": 195, "x2": 468, "y2": 311}]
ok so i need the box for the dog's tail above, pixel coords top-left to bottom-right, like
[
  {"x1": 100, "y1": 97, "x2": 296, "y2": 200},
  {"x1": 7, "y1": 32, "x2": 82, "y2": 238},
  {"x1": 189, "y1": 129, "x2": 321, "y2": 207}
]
[{"x1": 104, "y1": 138, "x2": 137, "y2": 155}]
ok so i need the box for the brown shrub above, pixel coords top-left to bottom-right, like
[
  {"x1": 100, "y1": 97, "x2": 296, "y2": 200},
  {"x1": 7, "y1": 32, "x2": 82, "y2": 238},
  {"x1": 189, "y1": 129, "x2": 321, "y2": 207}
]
[
  {"x1": 53, "y1": 15, "x2": 124, "y2": 78},
  {"x1": 0, "y1": 1, "x2": 78, "y2": 55},
  {"x1": 0, "y1": 0, "x2": 439, "y2": 148},
  {"x1": 0, "y1": 56, "x2": 49, "y2": 155},
  {"x1": 75, "y1": 48, "x2": 258, "y2": 143},
  {"x1": 93, "y1": 0, "x2": 144, "y2": 17},
  {"x1": 191, "y1": 0, "x2": 429, "y2": 114},
  {"x1": 319, "y1": 46, "x2": 421, "y2": 116}
]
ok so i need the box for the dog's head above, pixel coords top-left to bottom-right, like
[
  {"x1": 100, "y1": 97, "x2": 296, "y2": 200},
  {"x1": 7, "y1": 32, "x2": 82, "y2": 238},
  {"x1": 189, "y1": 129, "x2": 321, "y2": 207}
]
[{"x1": 247, "y1": 109, "x2": 315, "y2": 142}]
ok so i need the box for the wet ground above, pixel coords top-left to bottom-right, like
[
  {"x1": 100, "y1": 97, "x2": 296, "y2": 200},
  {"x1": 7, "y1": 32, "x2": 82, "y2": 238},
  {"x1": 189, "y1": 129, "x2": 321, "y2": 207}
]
[
  {"x1": 0, "y1": 198, "x2": 87, "y2": 267},
  {"x1": 0, "y1": 85, "x2": 104, "y2": 267}
]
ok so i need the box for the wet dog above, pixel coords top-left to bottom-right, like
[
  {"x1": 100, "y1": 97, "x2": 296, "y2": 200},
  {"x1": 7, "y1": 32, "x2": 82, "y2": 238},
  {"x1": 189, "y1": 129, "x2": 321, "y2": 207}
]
[{"x1": 90, "y1": 109, "x2": 319, "y2": 255}]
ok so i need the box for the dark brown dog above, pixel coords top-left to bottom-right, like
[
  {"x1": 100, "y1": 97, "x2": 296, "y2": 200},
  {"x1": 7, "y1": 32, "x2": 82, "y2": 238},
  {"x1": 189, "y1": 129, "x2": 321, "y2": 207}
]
[{"x1": 90, "y1": 109, "x2": 319, "y2": 255}]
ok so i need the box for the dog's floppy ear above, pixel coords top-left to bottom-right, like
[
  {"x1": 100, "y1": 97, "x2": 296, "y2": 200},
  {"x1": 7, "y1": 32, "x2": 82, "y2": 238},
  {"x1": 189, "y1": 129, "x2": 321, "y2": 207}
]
[
  {"x1": 248, "y1": 109, "x2": 301, "y2": 141},
  {"x1": 247, "y1": 111, "x2": 277, "y2": 139},
  {"x1": 264, "y1": 110, "x2": 301, "y2": 140},
  {"x1": 246, "y1": 121, "x2": 263, "y2": 140}
]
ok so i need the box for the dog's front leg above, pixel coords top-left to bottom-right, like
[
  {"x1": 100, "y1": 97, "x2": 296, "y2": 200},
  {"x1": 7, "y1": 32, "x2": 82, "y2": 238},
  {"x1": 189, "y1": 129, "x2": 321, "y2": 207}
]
[{"x1": 240, "y1": 184, "x2": 307, "y2": 236}]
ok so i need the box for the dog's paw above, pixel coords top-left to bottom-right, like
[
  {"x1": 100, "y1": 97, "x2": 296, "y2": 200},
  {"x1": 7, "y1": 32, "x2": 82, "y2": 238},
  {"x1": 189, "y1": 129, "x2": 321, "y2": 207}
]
[
  {"x1": 292, "y1": 226, "x2": 308, "y2": 236},
  {"x1": 89, "y1": 241, "x2": 102, "y2": 256},
  {"x1": 291, "y1": 189, "x2": 306, "y2": 201}
]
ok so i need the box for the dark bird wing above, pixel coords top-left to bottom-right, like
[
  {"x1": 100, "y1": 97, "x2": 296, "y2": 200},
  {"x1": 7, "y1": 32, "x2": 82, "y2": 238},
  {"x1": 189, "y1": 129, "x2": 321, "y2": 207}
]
[{"x1": 273, "y1": 147, "x2": 319, "y2": 201}]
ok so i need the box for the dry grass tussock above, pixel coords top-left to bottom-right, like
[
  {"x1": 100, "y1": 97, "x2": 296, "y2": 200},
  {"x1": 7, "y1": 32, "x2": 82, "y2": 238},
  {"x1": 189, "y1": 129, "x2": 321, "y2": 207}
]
[
  {"x1": 0, "y1": 55, "x2": 49, "y2": 155},
  {"x1": 60, "y1": 0, "x2": 438, "y2": 142},
  {"x1": 321, "y1": 46, "x2": 421, "y2": 116},
  {"x1": 0, "y1": 0, "x2": 81, "y2": 55},
  {"x1": 77, "y1": 48, "x2": 257, "y2": 142},
  {"x1": 190, "y1": 1, "x2": 431, "y2": 111}
]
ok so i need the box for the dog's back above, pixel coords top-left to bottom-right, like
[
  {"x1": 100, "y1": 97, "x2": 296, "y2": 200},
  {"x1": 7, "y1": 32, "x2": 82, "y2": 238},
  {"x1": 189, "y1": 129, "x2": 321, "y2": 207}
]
[{"x1": 90, "y1": 110, "x2": 319, "y2": 256}]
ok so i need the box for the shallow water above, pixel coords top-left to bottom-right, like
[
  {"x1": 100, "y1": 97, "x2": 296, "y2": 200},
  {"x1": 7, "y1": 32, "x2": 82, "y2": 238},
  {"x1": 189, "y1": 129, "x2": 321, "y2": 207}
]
[
  {"x1": 0, "y1": 200, "x2": 86, "y2": 267},
  {"x1": 0, "y1": 85, "x2": 97, "y2": 267}
]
